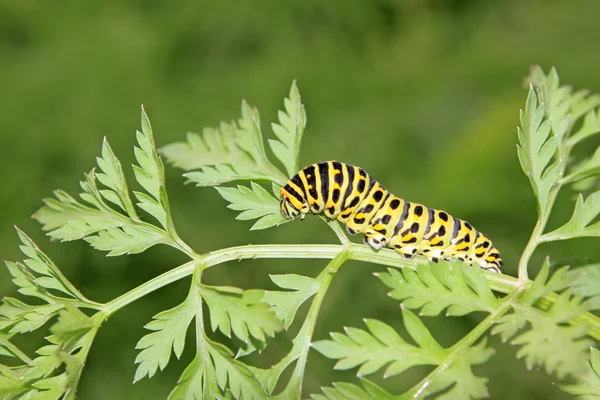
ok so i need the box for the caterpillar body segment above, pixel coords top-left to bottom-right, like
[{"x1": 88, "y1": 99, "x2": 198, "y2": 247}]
[{"x1": 279, "y1": 161, "x2": 503, "y2": 272}]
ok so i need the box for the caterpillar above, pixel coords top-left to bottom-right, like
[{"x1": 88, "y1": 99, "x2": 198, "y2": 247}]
[{"x1": 279, "y1": 161, "x2": 503, "y2": 272}]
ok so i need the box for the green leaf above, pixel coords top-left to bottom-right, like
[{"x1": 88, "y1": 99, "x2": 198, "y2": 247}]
[
  {"x1": 0, "y1": 234, "x2": 95, "y2": 399},
  {"x1": 565, "y1": 147, "x2": 600, "y2": 184},
  {"x1": 569, "y1": 107, "x2": 600, "y2": 146},
  {"x1": 33, "y1": 108, "x2": 175, "y2": 257},
  {"x1": 34, "y1": 170, "x2": 170, "y2": 257},
  {"x1": 542, "y1": 191, "x2": 600, "y2": 241},
  {"x1": 49, "y1": 308, "x2": 94, "y2": 351},
  {"x1": 84, "y1": 223, "x2": 166, "y2": 256},
  {"x1": 532, "y1": 67, "x2": 571, "y2": 143},
  {"x1": 29, "y1": 373, "x2": 69, "y2": 399},
  {"x1": 516, "y1": 85, "x2": 559, "y2": 211},
  {"x1": 216, "y1": 182, "x2": 288, "y2": 230},
  {"x1": 22, "y1": 343, "x2": 63, "y2": 381},
  {"x1": 167, "y1": 355, "x2": 222, "y2": 400},
  {"x1": 4, "y1": 229, "x2": 90, "y2": 306},
  {"x1": 0, "y1": 320, "x2": 94, "y2": 400},
  {"x1": 163, "y1": 100, "x2": 290, "y2": 186},
  {"x1": 570, "y1": 89, "x2": 600, "y2": 125},
  {"x1": 28, "y1": 349, "x2": 84, "y2": 400},
  {"x1": 263, "y1": 274, "x2": 319, "y2": 329},
  {"x1": 237, "y1": 100, "x2": 270, "y2": 169},
  {"x1": 268, "y1": 81, "x2": 307, "y2": 177},
  {"x1": 560, "y1": 347, "x2": 600, "y2": 399},
  {"x1": 565, "y1": 264, "x2": 600, "y2": 298},
  {"x1": 184, "y1": 164, "x2": 277, "y2": 187},
  {"x1": 523, "y1": 66, "x2": 600, "y2": 208},
  {"x1": 492, "y1": 262, "x2": 592, "y2": 379},
  {"x1": 200, "y1": 285, "x2": 283, "y2": 343},
  {"x1": 235, "y1": 337, "x2": 268, "y2": 359},
  {"x1": 133, "y1": 106, "x2": 172, "y2": 229},
  {"x1": 208, "y1": 341, "x2": 267, "y2": 400},
  {"x1": 96, "y1": 137, "x2": 138, "y2": 219},
  {"x1": 312, "y1": 310, "x2": 444, "y2": 378},
  {"x1": 314, "y1": 310, "x2": 494, "y2": 399},
  {"x1": 161, "y1": 124, "x2": 242, "y2": 171},
  {"x1": 311, "y1": 379, "x2": 398, "y2": 400},
  {"x1": 0, "y1": 367, "x2": 31, "y2": 399},
  {"x1": 376, "y1": 261, "x2": 499, "y2": 316},
  {"x1": 422, "y1": 339, "x2": 495, "y2": 400},
  {"x1": 134, "y1": 293, "x2": 196, "y2": 382}
]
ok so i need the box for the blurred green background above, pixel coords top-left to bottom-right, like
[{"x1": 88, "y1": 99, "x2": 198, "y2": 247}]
[{"x1": 2, "y1": 0, "x2": 600, "y2": 398}]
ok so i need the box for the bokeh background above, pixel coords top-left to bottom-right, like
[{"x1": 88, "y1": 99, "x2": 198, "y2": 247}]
[{"x1": 2, "y1": 1, "x2": 600, "y2": 398}]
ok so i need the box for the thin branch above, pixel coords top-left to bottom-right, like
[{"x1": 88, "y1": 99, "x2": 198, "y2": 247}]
[
  {"x1": 270, "y1": 251, "x2": 350, "y2": 398},
  {"x1": 321, "y1": 217, "x2": 350, "y2": 247},
  {"x1": 97, "y1": 242, "x2": 600, "y2": 340},
  {"x1": 406, "y1": 289, "x2": 521, "y2": 398}
]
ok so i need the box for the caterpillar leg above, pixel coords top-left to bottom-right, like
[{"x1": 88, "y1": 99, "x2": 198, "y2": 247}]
[
  {"x1": 363, "y1": 229, "x2": 388, "y2": 250},
  {"x1": 363, "y1": 232, "x2": 386, "y2": 250},
  {"x1": 392, "y1": 245, "x2": 417, "y2": 259},
  {"x1": 388, "y1": 237, "x2": 416, "y2": 259},
  {"x1": 346, "y1": 225, "x2": 357, "y2": 235}
]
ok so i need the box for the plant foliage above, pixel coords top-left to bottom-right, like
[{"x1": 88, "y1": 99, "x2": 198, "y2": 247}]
[{"x1": 2, "y1": 68, "x2": 600, "y2": 400}]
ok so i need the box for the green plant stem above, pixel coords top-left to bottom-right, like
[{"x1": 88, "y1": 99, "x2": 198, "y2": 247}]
[
  {"x1": 517, "y1": 181, "x2": 562, "y2": 284},
  {"x1": 102, "y1": 260, "x2": 199, "y2": 317},
  {"x1": 64, "y1": 318, "x2": 102, "y2": 400},
  {"x1": 273, "y1": 251, "x2": 350, "y2": 398},
  {"x1": 99, "y1": 242, "x2": 600, "y2": 341},
  {"x1": 323, "y1": 217, "x2": 350, "y2": 247},
  {"x1": 406, "y1": 289, "x2": 520, "y2": 399}
]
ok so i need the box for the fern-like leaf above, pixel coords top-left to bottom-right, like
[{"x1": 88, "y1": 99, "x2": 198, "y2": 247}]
[
  {"x1": 200, "y1": 285, "x2": 283, "y2": 343},
  {"x1": 268, "y1": 81, "x2": 307, "y2": 177},
  {"x1": 216, "y1": 182, "x2": 287, "y2": 230},
  {"x1": 132, "y1": 106, "x2": 175, "y2": 231},
  {"x1": 208, "y1": 341, "x2": 267, "y2": 400},
  {"x1": 312, "y1": 312, "x2": 444, "y2": 378},
  {"x1": 542, "y1": 191, "x2": 600, "y2": 241},
  {"x1": 565, "y1": 147, "x2": 600, "y2": 184},
  {"x1": 134, "y1": 293, "x2": 196, "y2": 382},
  {"x1": 560, "y1": 347, "x2": 600, "y2": 399},
  {"x1": 311, "y1": 379, "x2": 397, "y2": 400},
  {"x1": 96, "y1": 137, "x2": 138, "y2": 219},
  {"x1": 376, "y1": 261, "x2": 499, "y2": 316},
  {"x1": 565, "y1": 264, "x2": 600, "y2": 300},
  {"x1": 167, "y1": 355, "x2": 222, "y2": 400},
  {"x1": 492, "y1": 262, "x2": 592, "y2": 378},
  {"x1": 33, "y1": 108, "x2": 175, "y2": 256},
  {"x1": 0, "y1": 307, "x2": 97, "y2": 399},
  {"x1": 163, "y1": 95, "x2": 294, "y2": 187},
  {"x1": 313, "y1": 309, "x2": 494, "y2": 399},
  {"x1": 418, "y1": 339, "x2": 494, "y2": 400},
  {"x1": 263, "y1": 274, "x2": 319, "y2": 329},
  {"x1": 9, "y1": 228, "x2": 90, "y2": 303},
  {"x1": 569, "y1": 107, "x2": 600, "y2": 146},
  {"x1": 516, "y1": 85, "x2": 559, "y2": 212}
]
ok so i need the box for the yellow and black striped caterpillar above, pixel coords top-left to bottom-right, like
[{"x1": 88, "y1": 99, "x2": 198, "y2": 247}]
[{"x1": 280, "y1": 161, "x2": 503, "y2": 272}]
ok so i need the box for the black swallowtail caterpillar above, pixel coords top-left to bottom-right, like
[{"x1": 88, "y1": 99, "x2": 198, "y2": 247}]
[{"x1": 279, "y1": 161, "x2": 503, "y2": 272}]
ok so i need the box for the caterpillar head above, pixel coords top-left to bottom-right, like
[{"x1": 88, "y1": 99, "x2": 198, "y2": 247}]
[{"x1": 280, "y1": 188, "x2": 309, "y2": 220}]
